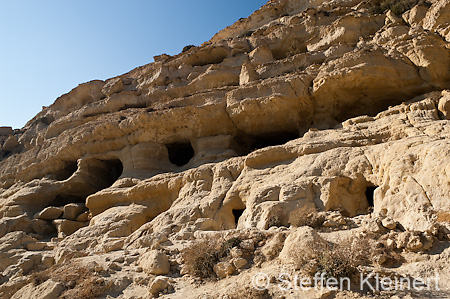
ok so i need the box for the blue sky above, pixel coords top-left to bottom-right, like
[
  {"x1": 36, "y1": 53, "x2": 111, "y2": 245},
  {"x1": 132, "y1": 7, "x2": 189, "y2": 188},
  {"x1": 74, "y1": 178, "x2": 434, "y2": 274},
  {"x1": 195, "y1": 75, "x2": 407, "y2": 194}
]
[{"x1": 0, "y1": 0, "x2": 266, "y2": 129}]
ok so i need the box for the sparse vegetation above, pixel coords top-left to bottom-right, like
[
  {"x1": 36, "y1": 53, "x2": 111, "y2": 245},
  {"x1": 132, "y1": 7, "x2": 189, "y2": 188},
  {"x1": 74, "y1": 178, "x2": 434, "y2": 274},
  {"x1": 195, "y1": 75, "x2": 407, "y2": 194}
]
[
  {"x1": 369, "y1": 0, "x2": 431, "y2": 16},
  {"x1": 182, "y1": 236, "x2": 246, "y2": 279},
  {"x1": 30, "y1": 261, "x2": 108, "y2": 299},
  {"x1": 182, "y1": 238, "x2": 222, "y2": 279},
  {"x1": 221, "y1": 236, "x2": 242, "y2": 255},
  {"x1": 293, "y1": 234, "x2": 397, "y2": 280},
  {"x1": 226, "y1": 285, "x2": 271, "y2": 299},
  {"x1": 289, "y1": 210, "x2": 325, "y2": 228}
]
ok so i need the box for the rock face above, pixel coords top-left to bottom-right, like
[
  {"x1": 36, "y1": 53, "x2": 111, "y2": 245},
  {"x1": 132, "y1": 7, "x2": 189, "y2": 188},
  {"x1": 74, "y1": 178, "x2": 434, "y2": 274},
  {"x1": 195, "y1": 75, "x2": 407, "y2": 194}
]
[{"x1": 2, "y1": 0, "x2": 450, "y2": 298}]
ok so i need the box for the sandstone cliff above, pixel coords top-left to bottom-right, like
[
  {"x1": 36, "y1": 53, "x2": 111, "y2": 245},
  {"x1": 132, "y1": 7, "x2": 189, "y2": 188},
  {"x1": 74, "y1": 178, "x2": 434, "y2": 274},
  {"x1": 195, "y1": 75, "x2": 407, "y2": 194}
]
[{"x1": 2, "y1": 0, "x2": 450, "y2": 298}]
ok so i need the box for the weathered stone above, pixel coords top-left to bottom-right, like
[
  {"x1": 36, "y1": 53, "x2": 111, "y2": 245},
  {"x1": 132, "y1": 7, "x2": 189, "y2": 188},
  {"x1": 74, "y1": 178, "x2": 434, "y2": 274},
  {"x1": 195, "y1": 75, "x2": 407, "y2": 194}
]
[
  {"x1": 2, "y1": 135, "x2": 19, "y2": 152},
  {"x1": 11, "y1": 280, "x2": 65, "y2": 299},
  {"x1": 381, "y1": 217, "x2": 397, "y2": 230},
  {"x1": 139, "y1": 250, "x2": 170, "y2": 275},
  {"x1": 0, "y1": 127, "x2": 13, "y2": 136},
  {"x1": 279, "y1": 226, "x2": 324, "y2": 264},
  {"x1": 62, "y1": 203, "x2": 86, "y2": 221},
  {"x1": 34, "y1": 207, "x2": 63, "y2": 221},
  {"x1": 149, "y1": 276, "x2": 169, "y2": 297},
  {"x1": 232, "y1": 257, "x2": 248, "y2": 269},
  {"x1": 75, "y1": 211, "x2": 89, "y2": 222},
  {"x1": 213, "y1": 261, "x2": 235, "y2": 279},
  {"x1": 52, "y1": 219, "x2": 87, "y2": 237}
]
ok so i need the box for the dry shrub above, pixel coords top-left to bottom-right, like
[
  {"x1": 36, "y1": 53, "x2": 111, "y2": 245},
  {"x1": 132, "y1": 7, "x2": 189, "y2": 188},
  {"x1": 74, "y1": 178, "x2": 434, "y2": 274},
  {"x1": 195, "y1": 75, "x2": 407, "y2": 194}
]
[
  {"x1": 225, "y1": 285, "x2": 271, "y2": 299},
  {"x1": 293, "y1": 234, "x2": 378, "y2": 279},
  {"x1": 31, "y1": 261, "x2": 108, "y2": 299},
  {"x1": 182, "y1": 236, "x2": 244, "y2": 279},
  {"x1": 289, "y1": 210, "x2": 324, "y2": 228},
  {"x1": 182, "y1": 238, "x2": 222, "y2": 279}
]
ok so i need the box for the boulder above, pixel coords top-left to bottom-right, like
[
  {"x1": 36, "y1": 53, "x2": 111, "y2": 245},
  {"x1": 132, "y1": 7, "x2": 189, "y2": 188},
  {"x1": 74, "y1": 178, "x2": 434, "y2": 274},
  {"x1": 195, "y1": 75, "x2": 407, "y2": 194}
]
[
  {"x1": 149, "y1": 276, "x2": 170, "y2": 297},
  {"x1": 34, "y1": 207, "x2": 63, "y2": 221},
  {"x1": 53, "y1": 219, "x2": 87, "y2": 237},
  {"x1": 213, "y1": 261, "x2": 235, "y2": 279},
  {"x1": 62, "y1": 203, "x2": 86, "y2": 221},
  {"x1": 11, "y1": 280, "x2": 65, "y2": 299},
  {"x1": 2, "y1": 135, "x2": 19, "y2": 152},
  {"x1": 279, "y1": 226, "x2": 324, "y2": 264},
  {"x1": 139, "y1": 250, "x2": 170, "y2": 275},
  {"x1": 0, "y1": 127, "x2": 13, "y2": 136}
]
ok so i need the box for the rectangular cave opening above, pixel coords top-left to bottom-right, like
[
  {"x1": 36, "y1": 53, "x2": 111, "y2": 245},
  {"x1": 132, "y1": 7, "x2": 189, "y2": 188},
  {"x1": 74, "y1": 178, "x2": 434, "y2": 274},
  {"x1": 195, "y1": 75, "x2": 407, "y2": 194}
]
[{"x1": 365, "y1": 186, "x2": 377, "y2": 211}]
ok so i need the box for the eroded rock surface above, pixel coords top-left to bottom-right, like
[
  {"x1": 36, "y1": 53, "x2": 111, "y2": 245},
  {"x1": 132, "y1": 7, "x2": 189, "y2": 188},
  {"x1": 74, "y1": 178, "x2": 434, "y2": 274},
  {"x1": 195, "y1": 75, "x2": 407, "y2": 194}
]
[{"x1": 2, "y1": 0, "x2": 450, "y2": 298}]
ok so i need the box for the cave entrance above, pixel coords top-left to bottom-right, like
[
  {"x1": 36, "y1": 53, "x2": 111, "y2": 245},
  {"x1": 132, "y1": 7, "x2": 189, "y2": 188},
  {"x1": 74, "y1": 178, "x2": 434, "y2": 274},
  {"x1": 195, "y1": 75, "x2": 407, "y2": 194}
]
[
  {"x1": 55, "y1": 161, "x2": 78, "y2": 181},
  {"x1": 50, "y1": 194, "x2": 85, "y2": 207},
  {"x1": 166, "y1": 142, "x2": 195, "y2": 167},
  {"x1": 99, "y1": 159, "x2": 124, "y2": 188},
  {"x1": 232, "y1": 209, "x2": 245, "y2": 225},
  {"x1": 233, "y1": 131, "x2": 300, "y2": 155},
  {"x1": 365, "y1": 186, "x2": 376, "y2": 209}
]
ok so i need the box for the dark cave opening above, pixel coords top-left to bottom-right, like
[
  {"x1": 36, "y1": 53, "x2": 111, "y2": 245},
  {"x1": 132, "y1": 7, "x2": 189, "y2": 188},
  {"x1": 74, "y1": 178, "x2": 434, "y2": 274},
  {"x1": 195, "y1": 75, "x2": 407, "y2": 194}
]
[
  {"x1": 55, "y1": 161, "x2": 78, "y2": 181},
  {"x1": 232, "y1": 209, "x2": 245, "y2": 225},
  {"x1": 166, "y1": 142, "x2": 195, "y2": 167},
  {"x1": 99, "y1": 159, "x2": 124, "y2": 188},
  {"x1": 233, "y1": 131, "x2": 300, "y2": 155},
  {"x1": 47, "y1": 158, "x2": 124, "y2": 209},
  {"x1": 365, "y1": 186, "x2": 376, "y2": 209},
  {"x1": 49, "y1": 194, "x2": 86, "y2": 207}
]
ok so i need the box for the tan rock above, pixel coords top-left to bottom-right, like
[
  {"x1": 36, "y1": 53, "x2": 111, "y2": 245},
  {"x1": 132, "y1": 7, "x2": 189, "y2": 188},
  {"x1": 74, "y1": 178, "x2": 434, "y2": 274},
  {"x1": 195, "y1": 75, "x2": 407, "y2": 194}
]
[
  {"x1": 402, "y1": 5, "x2": 429, "y2": 26},
  {"x1": 34, "y1": 206, "x2": 63, "y2": 220},
  {"x1": 423, "y1": 0, "x2": 450, "y2": 31},
  {"x1": 0, "y1": 127, "x2": 13, "y2": 136},
  {"x1": 149, "y1": 276, "x2": 169, "y2": 297},
  {"x1": 52, "y1": 219, "x2": 87, "y2": 237},
  {"x1": 232, "y1": 257, "x2": 247, "y2": 269},
  {"x1": 102, "y1": 77, "x2": 124, "y2": 97},
  {"x1": 381, "y1": 217, "x2": 397, "y2": 230},
  {"x1": 62, "y1": 203, "x2": 86, "y2": 221},
  {"x1": 75, "y1": 211, "x2": 89, "y2": 222},
  {"x1": 239, "y1": 61, "x2": 258, "y2": 85},
  {"x1": 2, "y1": 135, "x2": 19, "y2": 152},
  {"x1": 11, "y1": 280, "x2": 65, "y2": 299},
  {"x1": 439, "y1": 92, "x2": 450, "y2": 119},
  {"x1": 213, "y1": 261, "x2": 235, "y2": 279},
  {"x1": 249, "y1": 46, "x2": 274, "y2": 65},
  {"x1": 139, "y1": 250, "x2": 170, "y2": 275},
  {"x1": 279, "y1": 226, "x2": 324, "y2": 264}
]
